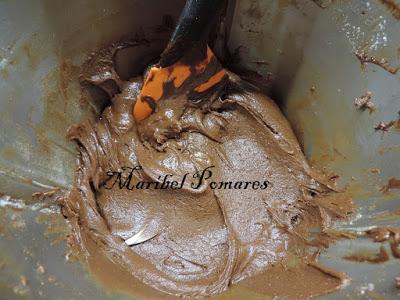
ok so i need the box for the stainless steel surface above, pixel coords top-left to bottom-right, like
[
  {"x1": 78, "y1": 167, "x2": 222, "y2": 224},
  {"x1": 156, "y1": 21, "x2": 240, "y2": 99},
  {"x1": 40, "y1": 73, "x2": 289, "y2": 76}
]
[{"x1": 1, "y1": 0, "x2": 399, "y2": 299}]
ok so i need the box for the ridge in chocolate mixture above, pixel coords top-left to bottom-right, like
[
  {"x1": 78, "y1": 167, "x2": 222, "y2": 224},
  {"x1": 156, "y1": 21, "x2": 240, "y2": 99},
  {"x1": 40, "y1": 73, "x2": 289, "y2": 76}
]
[{"x1": 61, "y1": 43, "x2": 353, "y2": 299}]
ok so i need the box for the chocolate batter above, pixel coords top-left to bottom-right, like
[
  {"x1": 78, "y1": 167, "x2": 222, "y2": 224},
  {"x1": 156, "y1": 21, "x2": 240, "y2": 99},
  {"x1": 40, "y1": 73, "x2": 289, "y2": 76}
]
[
  {"x1": 61, "y1": 44, "x2": 353, "y2": 299},
  {"x1": 366, "y1": 227, "x2": 400, "y2": 259},
  {"x1": 354, "y1": 91, "x2": 375, "y2": 114},
  {"x1": 354, "y1": 50, "x2": 399, "y2": 75},
  {"x1": 343, "y1": 246, "x2": 390, "y2": 263}
]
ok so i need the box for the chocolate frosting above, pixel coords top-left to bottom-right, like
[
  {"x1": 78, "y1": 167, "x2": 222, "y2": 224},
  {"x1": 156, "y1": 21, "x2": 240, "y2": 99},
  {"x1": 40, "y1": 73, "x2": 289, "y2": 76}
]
[{"x1": 61, "y1": 44, "x2": 353, "y2": 299}]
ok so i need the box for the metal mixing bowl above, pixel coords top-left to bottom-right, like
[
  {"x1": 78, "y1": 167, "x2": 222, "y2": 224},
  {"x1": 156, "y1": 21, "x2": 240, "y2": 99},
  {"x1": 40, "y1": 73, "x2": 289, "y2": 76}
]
[{"x1": 0, "y1": 0, "x2": 399, "y2": 299}]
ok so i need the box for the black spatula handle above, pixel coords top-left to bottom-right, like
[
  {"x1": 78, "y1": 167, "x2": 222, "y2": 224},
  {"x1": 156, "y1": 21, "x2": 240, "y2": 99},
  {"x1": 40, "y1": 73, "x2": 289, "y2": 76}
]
[{"x1": 159, "y1": 0, "x2": 225, "y2": 67}]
